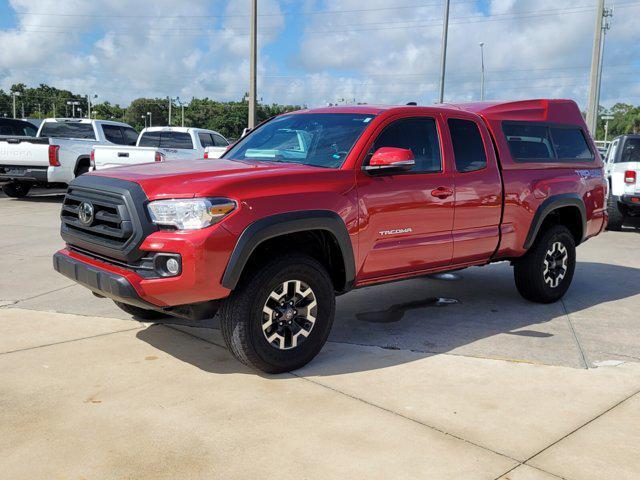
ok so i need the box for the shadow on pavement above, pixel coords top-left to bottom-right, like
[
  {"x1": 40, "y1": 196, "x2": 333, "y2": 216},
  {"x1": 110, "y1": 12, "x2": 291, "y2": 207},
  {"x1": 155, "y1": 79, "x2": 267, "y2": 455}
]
[{"x1": 136, "y1": 260, "x2": 640, "y2": 376}]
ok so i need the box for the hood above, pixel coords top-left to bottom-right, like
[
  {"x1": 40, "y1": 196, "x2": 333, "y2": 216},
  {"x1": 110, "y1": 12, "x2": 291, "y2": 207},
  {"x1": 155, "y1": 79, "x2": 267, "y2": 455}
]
[{"x1": 89, "y1": 158, "x2": 325, "y2": 200}]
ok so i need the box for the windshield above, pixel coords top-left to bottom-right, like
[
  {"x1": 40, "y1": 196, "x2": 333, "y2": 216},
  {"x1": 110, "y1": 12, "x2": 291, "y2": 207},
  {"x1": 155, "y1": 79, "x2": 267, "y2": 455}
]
[
  {"x1": 39, "y1": 122, "x2": 96, "y2": 140},
  {"x1": 225, "y1": 113, "x2": 375, "y2": 168}
]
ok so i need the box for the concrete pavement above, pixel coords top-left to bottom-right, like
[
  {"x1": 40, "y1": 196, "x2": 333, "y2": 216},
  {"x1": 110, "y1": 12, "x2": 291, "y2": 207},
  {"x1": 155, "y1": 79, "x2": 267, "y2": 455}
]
[{"x1": 1, "y1": 189, "x2": 640, "y2": 479}]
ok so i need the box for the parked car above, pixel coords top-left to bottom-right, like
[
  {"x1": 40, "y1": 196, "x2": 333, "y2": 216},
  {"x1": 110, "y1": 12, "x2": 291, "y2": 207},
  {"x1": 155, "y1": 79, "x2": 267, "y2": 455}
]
[
  {"x1": 0, "y1": 118, "x2": 137, "y2": 198},
  {"x1": 604, "y1": 134, "x2": 640, "y2": 230},
  {"x1": 53, "y1": 99, "x2": 607, "y2": 373},
  {"x1": 91, "y1": 127, "x2": 229, "y2": 170},
  {"x1": 0, "y1": 118, "x2": 38, "y2": 137}
]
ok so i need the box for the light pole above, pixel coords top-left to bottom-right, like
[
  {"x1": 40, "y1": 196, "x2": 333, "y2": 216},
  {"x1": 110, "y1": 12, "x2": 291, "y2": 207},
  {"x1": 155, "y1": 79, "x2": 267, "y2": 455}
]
[
  {"x1": 142, "y1": 115, "x2": 147, "y2": 128},
  {"x1": 87, "y1": 94, "x2": 97, "y2": 119},
  {"x1": 176, "y1": 97, "x2": 185, "y2": 127},
  {"x1": 167, "y1": 97, "x2": 172, "y2": 126},
  {"x1": 602, "y1": 114, "x2": 614, "y2": 142},
  {"x1": 586, "y1": 1, "x2": 613, "y2": 134},
  {"x1": 438, "y1": 0, "x2": 451, "y2": 103},
  {"x1": 479, "y1": 42, "x2": 486, "y2": 101},
  {"x1": 147, "y1": 111, "x2": 152, "y2": 127},
  {"x1": 11, "y1": 92, "x2": 21, "y2": 119},
  {"x1": 67, "y1": 100, "x2": 80, "y2": 118},
  {"x1": 248, "y1": 0, "x2": 258, "y2": 128}
]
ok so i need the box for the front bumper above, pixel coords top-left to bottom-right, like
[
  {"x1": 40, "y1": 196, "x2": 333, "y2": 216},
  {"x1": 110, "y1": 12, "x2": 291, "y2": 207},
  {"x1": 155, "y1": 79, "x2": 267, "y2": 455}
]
[
  {"x1": 53, "y1": 251, "x2": 156, "y2": 311},
  {"x1": 54, "y1": 224, "x2": 237, "y2": 310}
]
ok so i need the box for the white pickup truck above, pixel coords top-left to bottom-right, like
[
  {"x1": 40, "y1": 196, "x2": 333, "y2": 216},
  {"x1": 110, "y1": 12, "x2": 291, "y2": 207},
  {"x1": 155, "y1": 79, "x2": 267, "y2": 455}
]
[
  {"x1": 605, "y1": 134, "x2": 640, "y2": 230},
  {"x1": 0, "y1": 118, "x2": 138, "y2": 198},
  {"x1": 91, "y1": 127, "x2": 229, "y2": 170}
]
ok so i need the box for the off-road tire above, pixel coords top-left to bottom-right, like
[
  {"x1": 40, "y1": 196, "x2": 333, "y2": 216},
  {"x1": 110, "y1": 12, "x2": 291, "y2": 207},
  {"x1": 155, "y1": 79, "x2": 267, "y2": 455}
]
[
  {"x1": 114, "y1": 301, "x2": 168, "y2": 320},
  {"x1": 220, "y1": 254, "x2": 336, "y2": 374},
  {"x1": 606, "y1": 195, "x2": 625, "y2": 231},
  {"x1": 2, "y1": 181, "x2": 31, "y2": 198},
  {"x1": 514, "y1": 225, "x2": 576, "y2": 304}
]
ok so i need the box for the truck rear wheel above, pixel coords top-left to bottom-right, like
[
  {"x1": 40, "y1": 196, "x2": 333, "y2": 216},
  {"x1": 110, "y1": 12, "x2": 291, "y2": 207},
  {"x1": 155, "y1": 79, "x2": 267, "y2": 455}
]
[
  {"x1": 2, "y1": 181, "x2": 31, "y2": 198},
  {"x1": 606, "y1": 195, "x2": 625, "y2": 231},
  {"x1": 113, "y1": 301, "x2": 168, "y2": 321},
  {"x1": 220, "y1": 254, "x2": 335, "y2": 374},
  {"x1": 514, "y1": 225, "x2": 576, "y2": 304}
]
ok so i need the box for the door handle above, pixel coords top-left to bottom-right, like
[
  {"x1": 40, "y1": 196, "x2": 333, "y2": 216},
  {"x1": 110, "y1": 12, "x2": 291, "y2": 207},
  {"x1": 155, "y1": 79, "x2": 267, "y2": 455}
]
[{"x1": 431, "y1": 187, "x2": 454, "y2": 199}]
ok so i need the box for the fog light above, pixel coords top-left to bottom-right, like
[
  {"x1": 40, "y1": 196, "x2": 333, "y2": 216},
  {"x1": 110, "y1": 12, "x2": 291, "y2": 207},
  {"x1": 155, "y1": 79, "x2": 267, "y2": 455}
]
[{"x1": 166, "y1": 258, "x2": 180, "y2": 275}]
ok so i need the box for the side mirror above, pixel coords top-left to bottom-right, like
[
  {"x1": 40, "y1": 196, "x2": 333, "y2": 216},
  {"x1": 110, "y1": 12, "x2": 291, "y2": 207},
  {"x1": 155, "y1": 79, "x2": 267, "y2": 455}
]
[{"x1": 363, "y1": 147, "x2": 415, "y2": 173}]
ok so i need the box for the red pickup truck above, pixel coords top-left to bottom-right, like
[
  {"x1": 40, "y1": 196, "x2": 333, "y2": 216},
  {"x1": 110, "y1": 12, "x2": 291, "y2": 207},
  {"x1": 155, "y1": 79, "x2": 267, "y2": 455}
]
[{"x1": 54, "y1": 99, "x2": 607, "y2": 373}]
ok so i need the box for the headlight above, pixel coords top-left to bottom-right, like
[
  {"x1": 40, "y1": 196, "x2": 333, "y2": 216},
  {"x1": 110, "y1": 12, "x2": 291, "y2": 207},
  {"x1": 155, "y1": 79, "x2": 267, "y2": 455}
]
[{"x1": 147, "y1": 198, "x2": 236, "y2": 230}]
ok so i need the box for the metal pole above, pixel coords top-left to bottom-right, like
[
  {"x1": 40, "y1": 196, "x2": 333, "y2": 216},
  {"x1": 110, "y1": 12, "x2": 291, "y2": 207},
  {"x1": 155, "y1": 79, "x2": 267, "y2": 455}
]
[
  {"x1": 181, "y1": 105, "x2": 185, "y2": 127},
  {"x1": 594, "y1": 10, "x2": 611, "y2": 132},
  {"x1": 87, "y1": 95, "x2": 91, "y2": 119},
  {"x1": 479, "y1": 42, "x2": 485, "y2": 101},
  {"x1": 248, "y1": 0, "x2": 258, "y2": 128},
  {"x1": 168, "y1": 97, "x2": 172, "y2": 126},
  {"x1": 586, "y1": 0, "x2": 605, "y2": 135},
  {"x1": 437, "y1": 0, "x2": 450, "y2": 103},
  {"x1": 12, "y1": 94, "x2": 16, "y2": 119}
]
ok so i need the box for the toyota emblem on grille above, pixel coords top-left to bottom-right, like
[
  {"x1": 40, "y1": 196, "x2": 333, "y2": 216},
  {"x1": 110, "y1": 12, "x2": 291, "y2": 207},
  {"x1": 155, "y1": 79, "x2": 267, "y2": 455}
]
[{"x1": 78, "y1": 202, "x2": 95, "y2": 226}]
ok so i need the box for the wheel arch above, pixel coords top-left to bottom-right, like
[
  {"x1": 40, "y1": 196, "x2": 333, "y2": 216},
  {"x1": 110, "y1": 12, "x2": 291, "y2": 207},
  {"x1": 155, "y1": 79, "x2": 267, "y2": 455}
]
[
  {"x1": 524, "y1": 194, "x2": 586, "y2": 250},
  {"x1": 74, "y1": 155, "x2": 91, "y2": 177},
  {"x1": 221, "y1": 210, "x2": 356, "y2": 293}
]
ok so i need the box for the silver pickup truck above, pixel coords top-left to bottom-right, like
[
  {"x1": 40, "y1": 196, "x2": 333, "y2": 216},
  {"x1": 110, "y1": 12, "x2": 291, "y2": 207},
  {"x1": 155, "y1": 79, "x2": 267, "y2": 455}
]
[{"x1": 0, "y1": 118, "x2": 137, "y2": 198}]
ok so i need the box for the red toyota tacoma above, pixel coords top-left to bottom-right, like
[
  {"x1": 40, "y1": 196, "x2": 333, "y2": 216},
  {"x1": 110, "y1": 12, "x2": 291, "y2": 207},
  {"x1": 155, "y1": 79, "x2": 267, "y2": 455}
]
[{"x1": 53, "y1": 99, "x2": 607, "y2": 373}]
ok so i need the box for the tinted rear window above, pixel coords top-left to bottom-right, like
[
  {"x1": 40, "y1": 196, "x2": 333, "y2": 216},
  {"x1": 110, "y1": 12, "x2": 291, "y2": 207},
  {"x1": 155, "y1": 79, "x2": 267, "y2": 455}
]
[
  {"x1": 550, "y1": 127, "x2": 593, "y2": 160},
  {"x1": 40, "y1": 122, "x2": 95, "y2": 139},
  {"x1": 0, "y1": 123, "x2": 36, "y2": 136},
  {"x1": 139, "y1": 131, "x2": 193, "y2": 149},
  {"x1": 160, "y1": 132, "x2": 193, "y2": 149},
  {"x1": 503, "y1": 122, "x2": 593, "y2": 162},
  {"x1": 138, "y1": 131, "x2": 161, "y2": 147},
  {"x1": 448, "y1": 118, "x2": 487, "y2": 172},
  {"x1": 122, "y1": 128, "x2": 139, "y2": 146},
  {"x1": 503, "y1": 123, "x2": 554, "y2": 161},
  {"x1": 102, "y1": 125, "x2": 124, "y2": 144},
  {"x1": 213, "y1": 133, "x2": 229, "y2": 147},
  {"x1": 621, "y1": 138, "x2": 640, "y2": 163}
]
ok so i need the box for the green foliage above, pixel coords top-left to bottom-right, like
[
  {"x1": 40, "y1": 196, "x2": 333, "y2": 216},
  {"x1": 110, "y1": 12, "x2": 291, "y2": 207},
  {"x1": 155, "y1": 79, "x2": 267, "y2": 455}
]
[
  {"x1": 596, "y1": 103, "x2": 640, "y2": 140},
  {"x1": 0, "y1": 82, "x2": 302, "y2": 139}
]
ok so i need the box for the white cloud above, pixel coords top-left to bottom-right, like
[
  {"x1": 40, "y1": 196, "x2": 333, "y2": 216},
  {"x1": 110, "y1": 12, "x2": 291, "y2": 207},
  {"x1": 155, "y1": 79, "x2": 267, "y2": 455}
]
[{"x1": 0, "y1": 0, "x2": 638, "y2": 109}]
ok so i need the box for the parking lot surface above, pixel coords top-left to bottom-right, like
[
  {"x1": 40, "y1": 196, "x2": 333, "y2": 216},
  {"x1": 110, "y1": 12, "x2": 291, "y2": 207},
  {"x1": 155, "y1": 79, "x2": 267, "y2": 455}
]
[{"x1": 1, "y1": 189, "x2": 640, "y2": 479}]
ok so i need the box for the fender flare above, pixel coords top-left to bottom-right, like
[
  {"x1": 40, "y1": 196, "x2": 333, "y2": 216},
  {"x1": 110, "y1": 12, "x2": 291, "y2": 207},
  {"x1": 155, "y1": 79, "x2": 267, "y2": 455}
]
[
  {"x1": 221, "y1": 210, "x2": 355, "y2": 291},
  {"x1": 523, "y1": 193, "x2": 587, "y2": 249}
]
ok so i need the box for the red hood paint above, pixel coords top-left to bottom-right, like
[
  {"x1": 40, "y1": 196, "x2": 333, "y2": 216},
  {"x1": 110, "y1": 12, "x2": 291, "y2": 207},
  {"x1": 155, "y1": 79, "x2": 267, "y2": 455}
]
[{"x1": 89, "y1": 158, "x2": 327, "y2": 200}]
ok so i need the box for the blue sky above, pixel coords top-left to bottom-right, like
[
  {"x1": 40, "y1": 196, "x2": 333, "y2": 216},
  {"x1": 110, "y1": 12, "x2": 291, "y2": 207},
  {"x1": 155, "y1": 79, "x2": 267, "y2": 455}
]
[{"x1": 0, "y1": 0, "x2": 638, "y2": 108}]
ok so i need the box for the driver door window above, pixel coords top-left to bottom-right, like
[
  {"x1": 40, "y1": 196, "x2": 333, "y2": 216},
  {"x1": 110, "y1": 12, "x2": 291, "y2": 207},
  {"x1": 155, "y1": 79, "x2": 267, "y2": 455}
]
[{"x1": 370, "y1": 118, "x2": 442, "y2": 173}]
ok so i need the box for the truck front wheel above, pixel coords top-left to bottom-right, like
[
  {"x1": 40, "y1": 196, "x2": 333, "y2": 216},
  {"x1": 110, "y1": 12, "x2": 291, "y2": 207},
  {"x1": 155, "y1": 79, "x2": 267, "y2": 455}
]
[
  {"x1": 2, "y1": 181, "x2": 31, "y2": 198},
  {"x1": 220, "y1": 254, "x2": 335, "y2": 373},
  {"x1": 514, "y1": 225, "x2": 576, "y2": 304}
]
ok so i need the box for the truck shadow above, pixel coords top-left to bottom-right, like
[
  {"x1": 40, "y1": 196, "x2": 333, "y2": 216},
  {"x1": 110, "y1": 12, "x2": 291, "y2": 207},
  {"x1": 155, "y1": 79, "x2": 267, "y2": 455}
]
[{"x1": 136, "y1": 260, "x2": 640, "y2": 377}]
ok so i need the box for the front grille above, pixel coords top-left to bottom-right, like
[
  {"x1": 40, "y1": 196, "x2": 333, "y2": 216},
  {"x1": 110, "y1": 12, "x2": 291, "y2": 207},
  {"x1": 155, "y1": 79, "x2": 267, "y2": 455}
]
[
  {"x1": 60, "y1": 175, "x2": 157, "y2": 262},
  {"x1": 61, "y1": 189, "x2": 133, "y2": 249}
]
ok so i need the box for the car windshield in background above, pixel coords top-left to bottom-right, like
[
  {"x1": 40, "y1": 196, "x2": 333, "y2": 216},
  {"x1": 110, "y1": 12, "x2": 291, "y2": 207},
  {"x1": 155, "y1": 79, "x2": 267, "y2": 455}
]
[
  {"x1": 225, "y1": 113, "x2": 375, "y2": 168},
  {"x1": 39, "y1": 122, "x2": 95, "y2": 139},
  {"x1": 139, "y1": 131, "x2": 194, "y2": 149}
]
